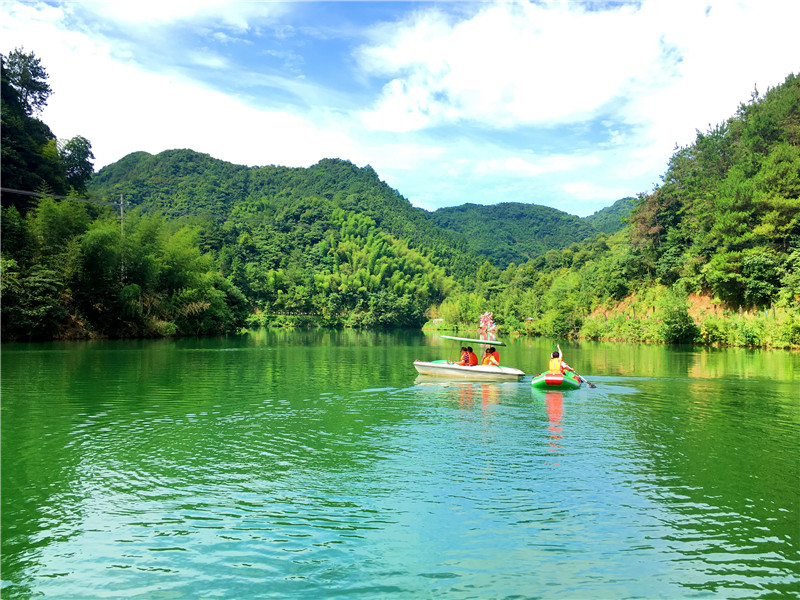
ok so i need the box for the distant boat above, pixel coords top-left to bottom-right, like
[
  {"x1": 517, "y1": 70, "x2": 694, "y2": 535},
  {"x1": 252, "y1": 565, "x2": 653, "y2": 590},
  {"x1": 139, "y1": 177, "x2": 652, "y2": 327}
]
[{"x1": 413, "y1": 335, "x2": 525, "y2": 382}]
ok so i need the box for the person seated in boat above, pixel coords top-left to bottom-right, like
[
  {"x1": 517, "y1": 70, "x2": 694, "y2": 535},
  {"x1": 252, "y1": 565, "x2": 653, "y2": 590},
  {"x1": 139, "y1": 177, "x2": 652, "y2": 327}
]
[
  {"x1": 482, "y1": 347, "x2": 500, "y2": 366},
  {"x1": 467, "y1": 347, "x2": 479, "y2": 366},
  {"x1": 548, "y1": 344, "x2": 576, "y2": 374},
  {"x1": 489, "y1": 346, "x2": 500, "y2": 363},
  {"x1": 454, "y1": 346, "x2": 470, "y2": 365}
]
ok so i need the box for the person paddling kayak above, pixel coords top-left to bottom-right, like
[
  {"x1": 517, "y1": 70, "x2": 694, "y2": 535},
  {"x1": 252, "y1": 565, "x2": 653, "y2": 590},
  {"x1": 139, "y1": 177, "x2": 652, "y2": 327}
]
[
  {"x1": 548, "y1": 344, "x2": 575, "y2": 375},
  {"x1": 547, "y1": 344, "x2": 596, "y2": 388}
]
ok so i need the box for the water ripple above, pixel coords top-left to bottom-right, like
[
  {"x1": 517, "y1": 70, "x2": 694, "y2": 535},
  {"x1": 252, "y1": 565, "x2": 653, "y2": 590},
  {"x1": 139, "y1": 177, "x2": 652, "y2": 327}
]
[{"x1": 2, "y1": 341, "x2": 798, "y2": 599}]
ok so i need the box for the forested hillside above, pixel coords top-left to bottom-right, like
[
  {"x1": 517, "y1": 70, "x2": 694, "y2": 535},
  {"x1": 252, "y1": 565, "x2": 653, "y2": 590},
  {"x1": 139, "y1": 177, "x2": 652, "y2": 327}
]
[
  {"x1": 2, "y1": 151, "x2": 464, "y2": 338},
  {"x1": 436, "y1": 73, "x2": 799, "y2": 348},
  {"x1": 91, "y1": 151, "x2": 477, "y2": 271},
  {"x1": 430, "y1": 202, "x2": 599, "y2": 267},
  {"x1": 84, "y1": 151, "x2": 485, "y2": 332},
  {"x1": 1, "y1": 49, "x2": 94, "y2": 205}
]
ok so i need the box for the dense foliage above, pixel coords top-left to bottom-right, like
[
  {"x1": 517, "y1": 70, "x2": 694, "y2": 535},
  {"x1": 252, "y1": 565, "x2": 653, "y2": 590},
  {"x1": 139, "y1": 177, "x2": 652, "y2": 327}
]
[
  {"x1": 1, "y1": 200, "x2": 249, "y2": 340},
  {"x1": 87, "y1": 152, "x2": 464, "y2": 331},
  {"x1": 90, "y1": 151, "x2": 481, "y2": 279},
  {"x1": 629, "y1": 80, "x2": 800, "y2": 307},
  {"x1": 1, "y1": 49, "x2": 94, "y2": 208},
  {"x1": 430, "y1": 202, "x2": 600, "y2": 267}
]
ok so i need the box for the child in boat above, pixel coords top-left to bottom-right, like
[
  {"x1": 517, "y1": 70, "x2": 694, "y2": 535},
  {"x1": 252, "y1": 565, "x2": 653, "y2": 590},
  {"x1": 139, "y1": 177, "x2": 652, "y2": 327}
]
[
  {"x1": 467, "y1": 347, "x2": 479, "y2": 366},
  {"x1": 455, "y1": 346, "x2": 470, "y2": 365},
  {"x1": 482, "y1": 347, "x2": 500, "y2": 366}
]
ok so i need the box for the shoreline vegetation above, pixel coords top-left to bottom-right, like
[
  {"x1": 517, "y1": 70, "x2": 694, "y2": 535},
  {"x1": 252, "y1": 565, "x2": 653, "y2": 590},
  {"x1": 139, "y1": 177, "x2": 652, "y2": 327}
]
[
  {"x1": 2, "y1": 50, "x2": 798, "y2": 350},
  {"x1": 423, "y1": 293, "x2": 800, "y2": 350}
]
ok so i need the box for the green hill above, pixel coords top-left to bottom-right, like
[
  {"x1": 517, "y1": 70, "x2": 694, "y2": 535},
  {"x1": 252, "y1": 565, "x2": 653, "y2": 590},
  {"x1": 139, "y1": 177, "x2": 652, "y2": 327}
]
[
  {"x1": 584, "y1": 197, "x2": 636, "y2": 234},
  {"x1": 431, "y1": 202, "x2": 599, "y2": 267},
  {"x1": 76, "y1": 151, "x2": 493, "y2": 331},
  {"x1": 90, "y1": 151, "x2": 479, "y2": 275}
]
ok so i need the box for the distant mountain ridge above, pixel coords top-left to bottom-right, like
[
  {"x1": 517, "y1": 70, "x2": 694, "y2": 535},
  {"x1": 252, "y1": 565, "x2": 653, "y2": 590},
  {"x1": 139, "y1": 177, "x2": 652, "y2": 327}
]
[
  {"x1": 430, "y1": 198, "x2": 634, "y2": 267},
  {"x1": 584, "y1": 197, "x2": 636, "y2": 234},
  {"x1": 430, "y1": 202, "x2": 597, "y2": 267}
]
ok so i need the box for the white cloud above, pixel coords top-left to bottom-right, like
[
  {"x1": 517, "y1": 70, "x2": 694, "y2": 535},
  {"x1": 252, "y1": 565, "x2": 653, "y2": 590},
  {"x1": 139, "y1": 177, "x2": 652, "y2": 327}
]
[
  {"x1": 356, "y1": 0, "x2": 800, "y2": 182},
  {"x1": 357, "y1": 1, "x2": 668, "y2": 131},
  {"x1": 476, "y1": 153, "x2": 601, "y2": 177},
  {"x1": 561, "y1": 182, "x2": 632, "y2": 202},
  {"x1": 78, "y1": 0, "x2": 286, "y2": 30},
  {"x1": 0, "y1": 2, "x2": 353, "y2": 170},
  {"x1": 185, "y1": 50, "x2": 230, "y2": 70},
  {"x1": 606, "y1": 0, "x2": 800, "y2": 165},
  {"x1": 2, "y1": 0, "x2": 797, "y2": 216}
]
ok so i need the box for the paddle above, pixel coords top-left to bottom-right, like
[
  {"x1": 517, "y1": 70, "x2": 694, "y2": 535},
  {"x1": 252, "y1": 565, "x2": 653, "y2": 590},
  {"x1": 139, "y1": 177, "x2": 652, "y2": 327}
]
[{"x1": 577, "y1": 374, "x2": 597, "y2": 388}]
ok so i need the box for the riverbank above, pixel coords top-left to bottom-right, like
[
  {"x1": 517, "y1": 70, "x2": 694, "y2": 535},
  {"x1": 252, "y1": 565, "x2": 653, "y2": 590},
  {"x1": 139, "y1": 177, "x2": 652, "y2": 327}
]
[
  {"x1": 423, "y1": 292, "x2": 800, "y2": 350},
  {"x1": 579, "y1": 292, "x2": 799, "y2": 349},
  {"x1": 5, "y1": 291, "x2": 798, "y2": 350}
]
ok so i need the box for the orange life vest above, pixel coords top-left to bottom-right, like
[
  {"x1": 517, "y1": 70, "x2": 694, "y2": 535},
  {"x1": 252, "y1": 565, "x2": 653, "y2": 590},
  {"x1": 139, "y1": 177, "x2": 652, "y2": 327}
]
[
  {"x1": 468, "y1": 352, "x2": 479, "y2": 366},
  {"x1": 482, "y1": 354, "x2": 499, "y2": 366},
  {"x1": 548, "y1": 357, "x2": 563, "y2": 374}
]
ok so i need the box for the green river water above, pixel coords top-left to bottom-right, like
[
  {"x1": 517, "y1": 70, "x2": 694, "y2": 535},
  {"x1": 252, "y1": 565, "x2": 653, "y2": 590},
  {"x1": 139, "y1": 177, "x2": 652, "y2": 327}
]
[{"x1": 1, "y1": 331, "x2": 798, "y2": 599}]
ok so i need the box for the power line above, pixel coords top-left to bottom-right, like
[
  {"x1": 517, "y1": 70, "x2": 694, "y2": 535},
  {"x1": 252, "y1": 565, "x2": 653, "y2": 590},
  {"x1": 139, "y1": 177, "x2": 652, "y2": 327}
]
[{"x1": 0, "y1": 186, "x2": 112, "y2": 206}]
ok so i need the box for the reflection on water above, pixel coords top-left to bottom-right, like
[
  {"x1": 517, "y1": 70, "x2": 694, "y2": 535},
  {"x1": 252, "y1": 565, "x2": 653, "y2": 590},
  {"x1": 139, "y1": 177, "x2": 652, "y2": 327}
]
[
  {"x1": 2, "y1": 333, "x2": 798, "y2": 599},
  {"x1": 544, "y1": 391, "x2": 564, "y2": 457},
  {"x1": 454, "y1": 382, "x2": 502, "y2": 409}
]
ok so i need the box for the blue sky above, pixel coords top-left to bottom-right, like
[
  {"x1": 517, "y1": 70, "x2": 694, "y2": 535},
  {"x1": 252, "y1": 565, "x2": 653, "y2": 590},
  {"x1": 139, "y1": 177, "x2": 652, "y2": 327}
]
[{"x1": 2, "y1": 1, "x2": 798, "y2": 216}]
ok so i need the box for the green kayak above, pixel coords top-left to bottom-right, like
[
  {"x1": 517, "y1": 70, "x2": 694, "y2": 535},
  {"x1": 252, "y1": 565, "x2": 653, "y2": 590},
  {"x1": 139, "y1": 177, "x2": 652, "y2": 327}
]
[{"x1": 530, "y1": 370, "x2": 582, "y2": 390}]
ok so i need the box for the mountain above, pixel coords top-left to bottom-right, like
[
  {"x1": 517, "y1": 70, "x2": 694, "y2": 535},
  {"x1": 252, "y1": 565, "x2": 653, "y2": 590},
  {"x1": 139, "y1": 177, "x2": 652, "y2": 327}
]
[
  {"x1": 89, "y1": 151, "x2": 480, "y2": 274},
  {"x1": 91, "y1": 151, "x2": 641, "y2": 274},
  {"x1": 584, "y1": 196, "x2": 636, "y2": 234},
  {"x1": 430, "y1": 202, "x2": 600, "y2": 267}
]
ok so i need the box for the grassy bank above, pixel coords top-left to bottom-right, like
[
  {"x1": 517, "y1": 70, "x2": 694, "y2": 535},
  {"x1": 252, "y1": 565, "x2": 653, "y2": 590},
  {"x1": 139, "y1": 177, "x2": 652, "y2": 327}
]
[{"x1": 424, "y1": 289, "x2": 800, "y2": 350}]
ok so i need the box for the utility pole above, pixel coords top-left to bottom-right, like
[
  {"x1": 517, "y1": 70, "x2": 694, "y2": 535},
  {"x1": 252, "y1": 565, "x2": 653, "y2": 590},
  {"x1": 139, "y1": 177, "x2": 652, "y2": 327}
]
[
  {"x1": 117, "y1": 194, "x2": 126, "y2": 234},
  {"x1": 116, "y1": 194, "x2": 126, "y2": 282}
]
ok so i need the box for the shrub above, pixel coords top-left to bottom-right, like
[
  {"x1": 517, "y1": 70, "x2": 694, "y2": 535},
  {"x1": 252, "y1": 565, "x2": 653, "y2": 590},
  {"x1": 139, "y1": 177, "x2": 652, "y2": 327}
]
[{"x1": 657, "y1": 291, "x2": 700, "y2": 344}]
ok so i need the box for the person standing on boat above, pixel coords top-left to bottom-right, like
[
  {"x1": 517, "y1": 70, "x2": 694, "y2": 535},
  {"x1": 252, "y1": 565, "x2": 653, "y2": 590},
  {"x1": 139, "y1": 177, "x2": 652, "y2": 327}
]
[
  {"x1": 548, "y1": 344, "x2": 576, "y2": 374},
  {"x1": 482, "y1": 347, "x2": 500, "y2": 366},
  {"x1": 467, "y1": 346, "x2": 479, "y2": 366},
  {"x1": 478, "y1": 311, "x2": 495, "y2": 340}
]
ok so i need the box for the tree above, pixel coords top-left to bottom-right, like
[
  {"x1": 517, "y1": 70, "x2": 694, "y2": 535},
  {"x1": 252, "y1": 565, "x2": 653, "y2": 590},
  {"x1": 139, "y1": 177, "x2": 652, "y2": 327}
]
[
  {"x1": 0, "y1": 257, "x2": 67, "y2": 340},
  {"x1": 2, "y1": 47, "x2": 52, "y2": 116},
  {"x1": 1, "y1": 48, "x2": 66, "y2": 203},
  {"x1": 59, "y1": 135, "x2": 95, "y2": 192}
]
